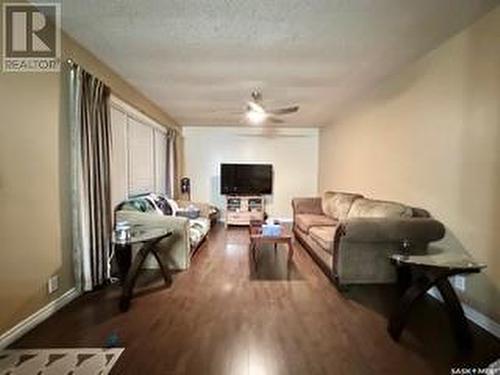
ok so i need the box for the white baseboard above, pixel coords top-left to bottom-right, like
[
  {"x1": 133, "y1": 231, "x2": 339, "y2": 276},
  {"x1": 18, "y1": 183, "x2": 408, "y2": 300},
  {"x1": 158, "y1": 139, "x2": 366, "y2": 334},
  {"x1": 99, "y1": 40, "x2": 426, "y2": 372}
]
[
  {"x1": 0, "y1": 287, "x2": 81, "y2": 349},
  {"x1": 427, "y1": 288, "x2": 500, "y2": 339}
]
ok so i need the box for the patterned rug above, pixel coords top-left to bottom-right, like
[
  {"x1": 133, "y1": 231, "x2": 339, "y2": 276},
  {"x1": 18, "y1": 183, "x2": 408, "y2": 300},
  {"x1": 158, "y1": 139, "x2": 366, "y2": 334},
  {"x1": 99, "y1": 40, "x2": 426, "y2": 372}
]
[{"x1": 0, "y1": 348, "x2": 124, "y2": 375}]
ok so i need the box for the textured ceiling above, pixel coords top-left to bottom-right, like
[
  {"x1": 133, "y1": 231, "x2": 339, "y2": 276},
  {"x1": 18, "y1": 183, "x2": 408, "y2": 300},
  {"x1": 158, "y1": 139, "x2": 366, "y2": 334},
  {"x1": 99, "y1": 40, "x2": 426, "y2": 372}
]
[{"x1": 56, "y1": 0, "x2": 498, "y2": 127}]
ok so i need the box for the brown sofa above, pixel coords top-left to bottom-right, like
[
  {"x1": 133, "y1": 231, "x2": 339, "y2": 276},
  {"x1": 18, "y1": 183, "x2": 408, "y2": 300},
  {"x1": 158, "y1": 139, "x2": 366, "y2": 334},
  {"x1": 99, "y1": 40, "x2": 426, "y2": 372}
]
[{"x1": 292, "y1": 192, "x2": 445, "y2": 286}]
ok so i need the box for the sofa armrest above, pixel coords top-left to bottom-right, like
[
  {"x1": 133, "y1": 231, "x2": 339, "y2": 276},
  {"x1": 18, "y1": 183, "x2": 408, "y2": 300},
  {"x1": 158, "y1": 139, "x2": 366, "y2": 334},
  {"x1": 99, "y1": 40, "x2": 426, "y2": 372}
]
[
  {"x1": 292, "y1": 197, "x2": 323, "y2": 215},
  {"x1": 116, "y1": 210, "x2": 189, "y2": 230},
  {"x1": 115, "y1": 210, "x2": 192, "y2": 270},
  {"x1": 340, "y1": 217, "x2": 445, "y2": 244}
]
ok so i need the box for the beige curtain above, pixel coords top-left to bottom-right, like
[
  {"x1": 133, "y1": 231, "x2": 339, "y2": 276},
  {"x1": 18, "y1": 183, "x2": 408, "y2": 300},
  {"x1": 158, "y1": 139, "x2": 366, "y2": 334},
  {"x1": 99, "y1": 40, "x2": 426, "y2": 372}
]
[
  {"x1": 166, "y1": 128, "x2": 177, "y2": 198},
  {"x1": 71, "y1": 65, "x2": 112, "y2": 291}
]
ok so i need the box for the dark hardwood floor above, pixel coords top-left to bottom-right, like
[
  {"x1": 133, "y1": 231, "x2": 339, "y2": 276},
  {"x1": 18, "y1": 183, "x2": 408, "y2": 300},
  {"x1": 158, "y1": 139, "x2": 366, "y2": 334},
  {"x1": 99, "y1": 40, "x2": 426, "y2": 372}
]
[{"x1": 11, "y1": 224, "x2": 500, "y2": 374}]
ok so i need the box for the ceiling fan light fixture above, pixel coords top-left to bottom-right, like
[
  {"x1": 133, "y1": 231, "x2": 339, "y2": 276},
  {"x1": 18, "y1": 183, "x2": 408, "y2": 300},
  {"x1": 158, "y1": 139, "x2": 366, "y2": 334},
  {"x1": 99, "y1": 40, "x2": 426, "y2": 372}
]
[{"x1": 246, "y1": 109, "x2": 267, "y2": 125}]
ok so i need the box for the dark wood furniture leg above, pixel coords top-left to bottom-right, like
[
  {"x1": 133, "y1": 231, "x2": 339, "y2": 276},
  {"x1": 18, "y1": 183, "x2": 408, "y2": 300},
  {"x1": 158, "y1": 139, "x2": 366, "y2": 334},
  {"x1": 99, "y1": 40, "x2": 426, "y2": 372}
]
[
  {"x1": 250, "y1": 239, "x2": 258, "y2": 265},
  {"x1": 120, "y1": 238, "x2": 172, "y2": 312},
  {"x1": 151, "y1": 247, "x2": 173, "y2": 286},
  {"x1": 388, "y1": 272, "x2": 436, "y2": 340},
  {"x1": 435, "y1": 278, "x2": 472, "y2": 349},
  {"x1": 388, "y1": 266, "x2": 476, "y2": 350},
  {"x1": 287, "y1": 238, "x2": 294, "y2": 261},
  {"x1": 396, "y1": 264, "x2": 412, "y2": 292},
  {"x1": 115, "y1": 243, "x2": 132, "y2": 283}
]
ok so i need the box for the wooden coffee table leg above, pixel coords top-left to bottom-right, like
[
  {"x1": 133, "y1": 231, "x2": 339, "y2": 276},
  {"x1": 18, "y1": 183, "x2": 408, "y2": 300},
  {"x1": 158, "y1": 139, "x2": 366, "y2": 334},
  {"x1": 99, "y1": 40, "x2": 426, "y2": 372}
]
[
  {"x1": 250, "y1": 240, "x2": 258, "y2": 265},
  {"x1": 287, "y1": 238, "x2": 294, "y2": 260}
]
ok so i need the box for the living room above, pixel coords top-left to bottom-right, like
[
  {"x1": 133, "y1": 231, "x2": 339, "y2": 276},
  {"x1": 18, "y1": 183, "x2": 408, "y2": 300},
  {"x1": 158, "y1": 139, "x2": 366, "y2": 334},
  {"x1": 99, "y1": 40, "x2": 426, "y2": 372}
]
[{"x1": 0, "y1": 1, "x2": 499, "y2": 374}]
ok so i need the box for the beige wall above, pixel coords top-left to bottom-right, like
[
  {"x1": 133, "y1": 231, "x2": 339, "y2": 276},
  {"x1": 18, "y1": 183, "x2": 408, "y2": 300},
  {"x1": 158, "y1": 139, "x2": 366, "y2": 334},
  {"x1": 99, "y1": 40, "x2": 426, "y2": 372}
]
[
  {"x1": 319, "y1": 6, "x2": 500, "y2": 322},
  {"x1": 183, "y1": 126, "x2": 319, "y2": 219},
  {"x1": 0, "y1": 0, "x2": 180, "y2": 335}
]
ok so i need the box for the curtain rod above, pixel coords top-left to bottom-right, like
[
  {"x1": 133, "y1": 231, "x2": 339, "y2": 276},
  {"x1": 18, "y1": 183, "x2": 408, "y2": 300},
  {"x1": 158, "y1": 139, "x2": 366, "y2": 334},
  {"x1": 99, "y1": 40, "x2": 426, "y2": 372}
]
[
  {"x1": 66, "y1": 58, "x2": 77, "y2": 67},
  {"x1": 66, "y1": 58, "x2": 178, "y2": 134}
]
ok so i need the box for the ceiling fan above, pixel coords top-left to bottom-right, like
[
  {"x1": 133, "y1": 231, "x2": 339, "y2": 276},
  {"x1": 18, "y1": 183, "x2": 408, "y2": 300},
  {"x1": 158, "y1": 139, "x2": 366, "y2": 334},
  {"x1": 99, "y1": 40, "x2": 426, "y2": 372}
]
[
  {"x1": 243, "y1": 90, "x2": 299, "y2": 125},
  {"x1": 209, "y1": 90, "x2": 299, "y2": 125},
  {"x1": 244, "y1": 90, "x2": 299, "y2": 125}
]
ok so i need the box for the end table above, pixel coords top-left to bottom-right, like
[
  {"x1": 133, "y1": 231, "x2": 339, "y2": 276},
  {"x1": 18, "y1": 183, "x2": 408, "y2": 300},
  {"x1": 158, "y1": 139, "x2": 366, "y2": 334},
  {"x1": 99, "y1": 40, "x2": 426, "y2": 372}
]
[{"x1": 112, "y1": 225, "x2": 173, "y2": 311}]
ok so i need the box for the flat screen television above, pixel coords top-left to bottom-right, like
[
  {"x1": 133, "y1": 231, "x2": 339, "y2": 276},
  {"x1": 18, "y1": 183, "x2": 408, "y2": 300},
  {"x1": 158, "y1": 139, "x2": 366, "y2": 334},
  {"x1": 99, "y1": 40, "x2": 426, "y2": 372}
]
[{"x1": 220, "y1": 163, "x2": 273, "y2": 195}]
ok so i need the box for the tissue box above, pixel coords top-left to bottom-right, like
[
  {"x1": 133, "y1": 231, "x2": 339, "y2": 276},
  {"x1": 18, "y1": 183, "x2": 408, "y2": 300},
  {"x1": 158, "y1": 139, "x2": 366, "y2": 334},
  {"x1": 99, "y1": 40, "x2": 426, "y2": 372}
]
[{"x1": 262, "y1": 224, "x2": 281, "y2": 237}]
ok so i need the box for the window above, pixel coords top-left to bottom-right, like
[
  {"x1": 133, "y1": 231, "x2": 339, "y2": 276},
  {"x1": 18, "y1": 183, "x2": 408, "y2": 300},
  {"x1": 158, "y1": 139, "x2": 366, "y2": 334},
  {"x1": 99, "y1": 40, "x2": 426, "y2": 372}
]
[
  {"x1": 128, "y1": 117, "x2": 155, "y2": 195},
  {"x1": 110, "y1": 96, "x2": 170, "y2": 208}
]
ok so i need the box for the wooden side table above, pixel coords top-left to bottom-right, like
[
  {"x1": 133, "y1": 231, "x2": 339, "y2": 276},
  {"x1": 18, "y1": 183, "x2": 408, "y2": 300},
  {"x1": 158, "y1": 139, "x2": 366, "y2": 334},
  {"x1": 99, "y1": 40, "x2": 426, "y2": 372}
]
[
  {"x1": 388, "y1": 247, "x2": 486, "y2": 350},
  {"x1": 113, "y1": 226, "x2": 173, "y2": 311}
]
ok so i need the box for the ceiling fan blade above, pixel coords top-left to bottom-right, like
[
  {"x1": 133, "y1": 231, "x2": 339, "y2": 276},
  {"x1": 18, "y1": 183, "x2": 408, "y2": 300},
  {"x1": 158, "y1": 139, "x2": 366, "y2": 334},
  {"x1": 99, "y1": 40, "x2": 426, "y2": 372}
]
[
  {"x1": 268, "y1": 105, "x2": 299, "y2": 115},
  {"x1": 268, "y1": 116, "x2": 285, "y2": 124}
]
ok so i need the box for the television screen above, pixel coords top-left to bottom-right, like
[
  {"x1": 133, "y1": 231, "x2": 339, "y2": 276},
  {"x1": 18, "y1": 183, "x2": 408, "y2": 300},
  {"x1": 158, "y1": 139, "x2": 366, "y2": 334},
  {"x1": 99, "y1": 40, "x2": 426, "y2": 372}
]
[{"x1": 220, "y1": 164, "x2": 273, "y2": 195}]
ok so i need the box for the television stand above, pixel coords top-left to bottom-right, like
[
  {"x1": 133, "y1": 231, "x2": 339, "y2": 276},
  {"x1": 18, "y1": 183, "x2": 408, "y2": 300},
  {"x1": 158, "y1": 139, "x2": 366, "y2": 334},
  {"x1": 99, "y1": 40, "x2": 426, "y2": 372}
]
[{"x1": 225, "y1": 195, "x2": 265, "y2": 227}]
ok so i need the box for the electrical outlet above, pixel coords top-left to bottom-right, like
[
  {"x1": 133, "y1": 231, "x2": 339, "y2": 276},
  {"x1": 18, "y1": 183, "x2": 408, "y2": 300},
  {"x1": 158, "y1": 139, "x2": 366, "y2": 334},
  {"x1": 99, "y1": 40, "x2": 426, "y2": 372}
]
[
  {"x1": 453, "y1": 275, "x2": 466, "y2": 292},
  {"x1": 48, "y1": 275, "x2": 59, "y2": 294}
]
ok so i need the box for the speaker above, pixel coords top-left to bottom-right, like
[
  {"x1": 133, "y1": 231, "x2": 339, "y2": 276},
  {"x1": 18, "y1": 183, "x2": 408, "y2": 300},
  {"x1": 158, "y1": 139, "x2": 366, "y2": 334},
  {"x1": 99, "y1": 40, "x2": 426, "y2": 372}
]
[{"x1": 180, "y1": 177, "x2": 191, "y2": 195}]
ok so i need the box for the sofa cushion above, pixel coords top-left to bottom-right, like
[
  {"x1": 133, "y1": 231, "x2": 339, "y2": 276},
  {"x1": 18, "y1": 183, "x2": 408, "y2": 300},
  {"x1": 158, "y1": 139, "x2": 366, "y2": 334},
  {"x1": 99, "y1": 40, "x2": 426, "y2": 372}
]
[
  {"x1": 309, "y1": 226, "x2": 337, "y2": 253},
  {"x1": 116, "y1": 196, "x2": 157, "y2": 213},
  {"x1": 189, "y1": 217, "x2": 210, "y2": 248},
  {"x1": 295, "y1": 214, "x2": 337, "y2": 233},
  {"x1": 322, "y1": 191, "x2": 363, "y2": 220},
  {"x1": 151, "y1": 194, "x2": 175, "y2": 215},
  {"x1": 347, "y1": 198, "x2": 413, "y2": 219}
]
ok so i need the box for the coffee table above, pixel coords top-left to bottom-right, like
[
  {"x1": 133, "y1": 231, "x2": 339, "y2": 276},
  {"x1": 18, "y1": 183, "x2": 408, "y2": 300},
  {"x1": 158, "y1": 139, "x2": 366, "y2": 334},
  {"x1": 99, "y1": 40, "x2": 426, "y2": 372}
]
[{"x1": 249, "y1": 221, "x2": 293, "y2": 265}]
